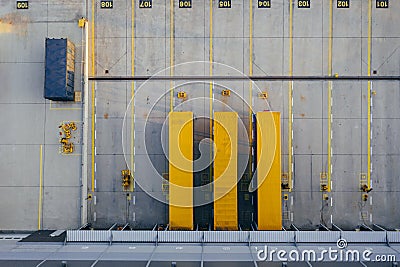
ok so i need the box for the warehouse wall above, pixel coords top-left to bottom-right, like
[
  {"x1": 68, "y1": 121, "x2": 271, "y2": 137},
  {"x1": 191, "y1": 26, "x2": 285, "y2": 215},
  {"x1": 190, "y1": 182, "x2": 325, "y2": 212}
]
[{"x1": 1, "y1": 0, "x2": 399, "y2": 230}]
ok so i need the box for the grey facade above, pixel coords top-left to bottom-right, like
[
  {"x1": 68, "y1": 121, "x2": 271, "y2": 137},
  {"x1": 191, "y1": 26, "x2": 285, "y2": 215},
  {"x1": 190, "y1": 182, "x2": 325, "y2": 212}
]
[{"x1": 0, "y1": 0, "x2": 400, "y2": 233}]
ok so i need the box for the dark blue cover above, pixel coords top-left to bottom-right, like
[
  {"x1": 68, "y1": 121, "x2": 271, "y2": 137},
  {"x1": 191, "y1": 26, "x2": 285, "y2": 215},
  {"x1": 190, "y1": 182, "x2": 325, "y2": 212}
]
[{"x1": 44, "y1": 38, "x2": 75, "y2": 101}]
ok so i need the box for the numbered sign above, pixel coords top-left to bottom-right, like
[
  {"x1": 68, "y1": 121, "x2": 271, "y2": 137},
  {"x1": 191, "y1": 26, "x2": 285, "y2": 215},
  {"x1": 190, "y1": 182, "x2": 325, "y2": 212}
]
[
  {"x1": 337, "y1": 0, "x2": 349, "y2": 8},
  {"x1": 376, "y1": 0, "x2": 388, "y2": 8},
  {"x1": 16, "y1": 1, "x2": 29, "y2": 9},
  {"x1": 179, "y1": 0, "x2": 192, "y2": 8},
  {"x1": 139, "y1": 0, "x2": 152, "y2": 8},
  {"x1": 298, "y1": 0, "x2": 310, "y2": 8},
  {"x1": 258, "y1": 0, "x2": 271, "y2": 8},
  {"x1": 139, "y1": 0, "x2": 153, "y2": 8},
  {"x1": 100, "y1": 0, "x2": 113, "y2": 9},
  {"x1": 218, "y1": 0, "x2": 231, "y2": 8}
]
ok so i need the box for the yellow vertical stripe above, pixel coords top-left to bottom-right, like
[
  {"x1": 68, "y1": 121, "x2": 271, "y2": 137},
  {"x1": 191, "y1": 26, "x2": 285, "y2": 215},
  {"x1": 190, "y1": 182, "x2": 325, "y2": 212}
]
[
  {"x1": 209, "y1": 0, "x2": 213, "y2": 117},
  {"x1": 91, "y1": 0, "x2": 96, "y2": 192},
  {"x1": 209, "y1": 0, "x2": 213, "y2": 78},
  {"x1": 169, "y1": 112, "x2": 193, "y2": 230},
  {"x1": 328, "y1": 0, "x2": 333, "y2": 76},
  {"x1": 130, "y1": 0, "x2": 135, "y2": 192},
  {"x1": 327, "y1": 81, "x2": 332, "y2": 192},
  {"x1": 170, "y1": 0, "x2": 174, "y2": 112},
  {"x1": 209, "y1": 0, "x2": 213, "y2": 177},
  {"x1": 288, "y1": 0, "x2": 293, "y2": 191},
  {"x1": 327, "y1": 0, "x2": 333, "y2": 191},
  {"x1": 257, "y1": 112, "x2": 282, "y2": 230},
  {"x1": 367, "y1": 0, "x2": 372, "y2": 188},
  {"x1": 38, "y1": 145, "x2": 43, "y2": 230},
  {"x1": 249, "y1": 0, "x2": 253, "y2": 182},
  {"x1": 249, "y1": 0, "x2": 253, "y2": 76}
]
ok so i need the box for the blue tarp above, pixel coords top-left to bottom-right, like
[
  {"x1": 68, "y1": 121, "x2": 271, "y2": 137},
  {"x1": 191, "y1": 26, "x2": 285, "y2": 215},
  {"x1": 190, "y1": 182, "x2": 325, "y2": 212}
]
[{"x1": 44, "y1": 38, "x2": 75, "y2": 101}]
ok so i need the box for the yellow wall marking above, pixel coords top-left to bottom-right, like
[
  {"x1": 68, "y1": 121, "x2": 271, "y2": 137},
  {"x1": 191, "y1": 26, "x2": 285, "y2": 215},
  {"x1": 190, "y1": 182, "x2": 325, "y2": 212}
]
[
  {"x1": 288, "y1": 0, "x2": 293, "y2": 191},
  {"x1": 0, "y1": 21, "x2": 13, "y2": 33},
  {"x1": 367, "y1": 0, "x2": 372, "y2": 188},
  {"x1": 209, "y1": 0, "x2": 213, "y2": 178},
  {"x1": 91, "y1": 0, "x2": 96, "y2": 192},
  {"x1": 327, "y1": 0, "x2": 333, "y2": 192},
  {"x1": 170, "y1": 0, "x2": 175, "y2": 111},
  {"x1": 130, "y1": 0, "x2": 135, "y2": 192}
]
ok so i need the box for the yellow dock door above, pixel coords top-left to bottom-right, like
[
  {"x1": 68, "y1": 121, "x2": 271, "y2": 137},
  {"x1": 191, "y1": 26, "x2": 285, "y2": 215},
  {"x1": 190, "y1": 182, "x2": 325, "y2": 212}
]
[
  {"x1": 213, "y1": 112, "x2": 238, "y2": 230},
  {"x1": 169, "y1": 112, "x2": 193, "y2": 230},
  {"x1": 256, "y1": 112, "x2": 282, "y2": 230}
]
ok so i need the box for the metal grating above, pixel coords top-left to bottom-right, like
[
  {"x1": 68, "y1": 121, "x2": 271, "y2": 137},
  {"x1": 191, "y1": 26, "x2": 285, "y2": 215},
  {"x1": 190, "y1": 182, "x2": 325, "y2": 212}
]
[
  {"x1": 341, "y1": 232, "x2": 387, "y2": 243},
  {"x1": 112, "y1": 231, "x2": 157, "y2": 243},
  {"x1": 204, "y1": 231, "x2": 248, "y2": 243},
  {"x1": 66, "y1": 230, "x2": 110, "y2": 242},
  {"x1": 158, "y1": 231, "x2": 203, "y2": 243},
  {"x1": 387, "y1": 231, "x2": 400, "y2": 243},
  {"x1": 65, "y1": 230, "x2": 400, "y2": 244},
  {"x1": 296, "y1": 231, "x2": 340, "y2": 243},
  {"x1": 250, "y1": 231, "x2": 295, "y2": 243}
]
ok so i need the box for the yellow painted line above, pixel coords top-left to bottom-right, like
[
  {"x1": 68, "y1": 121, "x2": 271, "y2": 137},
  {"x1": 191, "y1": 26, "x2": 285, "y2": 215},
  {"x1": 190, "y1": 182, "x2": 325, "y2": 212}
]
[
  {"x1": 170, "y1": 0, "x2": 174, "y2": 112},
  {"x1": 288, "y1": 0, "x2": 293, "y2": 192},
  {"x1": 50, "y1": 100, "x2": 82, "y2": 110},
  {"x1": 328, "y1": 0, "x2": 333, "y2": 76},
  {"x1": 130, "y1": 0, "x2": 135, "y2": 192},
  {"x1": 249, "y1": 0, "x2": 253, "y2": 77},
  {"x1": 367, "y1": 0, "x2": 372, "y2": 189},
  {"x1": 249, "y1": 0, "x2": 253, "y2": 179},
  {"x1": 327, "y1": 0, "x2": 333, "y2": 192},
  {"x1": 209, "y1": 0, "x2": 213, "y2": 178},
  {"x1": 91, "y1": 0, "x2": 96, "y2": 192},
  {"x1": 38, "y1": 145, "x2": 43, "y2": 230},
  {"x1": 209, "y1": 0, "x2": 213, "y2": 78},
  {"x1": 327, "y1": 81, "x2": 332, "y2": 192}
]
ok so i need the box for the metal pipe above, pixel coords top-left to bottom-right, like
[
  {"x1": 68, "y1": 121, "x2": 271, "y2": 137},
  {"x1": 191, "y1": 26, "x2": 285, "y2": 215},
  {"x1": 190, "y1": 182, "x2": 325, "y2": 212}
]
[
  {"x1": 81, "y1": 19, "x2": 89, "y2": 227},
  {"x1": 290, "y1": 224, "x2": 299, "y2": 231},
  {"x1": 332, "y1": 223, "x2": 343, "y2": 231},
  {"x1": 78, "y1": 223, "x2": 89, "y2": 230},
  {"x1": 361, "y1": 224, "x2": 374, "y2": 231},
  {"x1": 373, "y1": 224, "x2": 387, "y2": 231},
  {"x1": 89, "y1": 75, "x2": 400, "y2": 81},
  {"x1": 121, "y1": 223, "x2": 129, "y2": 231},
  {"x1": 253, "y1": 222, "x2": 258, "y2": 231},
  {"x1": 319, "y1": 224, "x2": 331, "y2": 231},
  {"x1": 108, "y1": 223, "x2": 117, "y2": 231}
]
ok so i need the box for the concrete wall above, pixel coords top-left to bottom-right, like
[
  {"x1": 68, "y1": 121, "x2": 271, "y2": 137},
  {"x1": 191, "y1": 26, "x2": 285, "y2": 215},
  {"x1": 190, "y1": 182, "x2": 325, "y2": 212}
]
[
  {"x1": 0, "y1": 0, "x2": 85, "y2": 229},
  {"x1": 0, "y1": 0, "x2": 399, "y2": 230}
]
